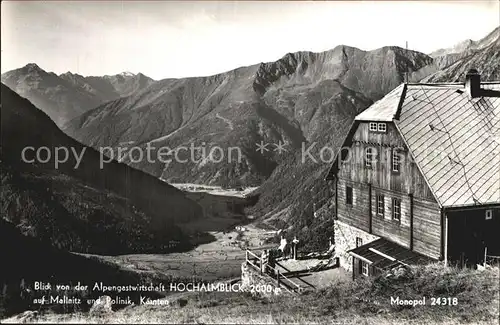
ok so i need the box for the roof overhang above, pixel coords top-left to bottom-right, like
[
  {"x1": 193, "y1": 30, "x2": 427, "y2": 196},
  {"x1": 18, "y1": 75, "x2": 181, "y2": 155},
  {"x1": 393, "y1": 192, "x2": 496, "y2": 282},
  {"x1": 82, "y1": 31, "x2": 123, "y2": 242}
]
[
  {"x1": 443, "y1": 203, "x2": 500, "y2": 212},
  {"x1": 355, "y1": 117, "x2": 393, "y2": 122},
  {"x1": 348, "y1": 238, "x2": 433, "y2": 271}
]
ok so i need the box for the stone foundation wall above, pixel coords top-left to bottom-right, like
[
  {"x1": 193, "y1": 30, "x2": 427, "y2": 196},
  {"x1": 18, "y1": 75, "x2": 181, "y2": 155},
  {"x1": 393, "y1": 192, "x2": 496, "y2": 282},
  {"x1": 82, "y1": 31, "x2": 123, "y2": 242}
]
[{"x1": 334, "y1": 219, "x2": 379, "y2": 272}]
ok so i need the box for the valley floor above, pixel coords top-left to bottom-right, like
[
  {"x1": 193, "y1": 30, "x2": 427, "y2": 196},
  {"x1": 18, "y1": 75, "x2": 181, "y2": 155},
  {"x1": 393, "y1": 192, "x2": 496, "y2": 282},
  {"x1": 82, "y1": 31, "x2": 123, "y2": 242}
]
[
  {"x1": 83, "y1": 184, "x2": 282, "y2": 282},
  {"x1": 170, "y1": 183, "x2": 259, "y2": 198},
  {"x1": 89, "y1": 223, "x2": 279, "y2": 281}
]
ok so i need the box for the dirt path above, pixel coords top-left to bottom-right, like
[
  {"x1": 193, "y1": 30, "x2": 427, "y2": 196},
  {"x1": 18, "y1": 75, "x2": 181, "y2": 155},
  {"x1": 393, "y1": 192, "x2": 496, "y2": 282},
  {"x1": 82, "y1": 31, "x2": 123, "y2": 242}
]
[{"x1": 215, "y1": 113, "x2": 235, "y2": 130}]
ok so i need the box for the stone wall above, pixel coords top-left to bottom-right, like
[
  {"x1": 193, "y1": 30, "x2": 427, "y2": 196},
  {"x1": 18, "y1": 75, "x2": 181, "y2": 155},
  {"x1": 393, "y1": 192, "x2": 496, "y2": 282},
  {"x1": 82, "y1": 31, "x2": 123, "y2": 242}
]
[{"x1": 334, "y1": 219, "x2": 379, "y2": 272}]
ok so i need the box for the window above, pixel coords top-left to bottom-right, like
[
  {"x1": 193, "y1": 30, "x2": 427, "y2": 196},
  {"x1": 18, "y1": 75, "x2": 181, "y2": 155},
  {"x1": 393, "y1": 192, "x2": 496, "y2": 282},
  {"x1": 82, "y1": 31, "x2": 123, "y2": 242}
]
[
  {"x1": 392, "y1": 149, "x2": 401, "y2": 172},
  {"x1": 346, "y1": 186, "x2": 353, "y2": 205},
  {"x1": 369, "y1": 122, "x2": 387, "y2": 132},
  {"x1": 340, "y1": 147, "x2": 350, "y2": 165},
  {"x1": 356, "y1": 237, "x2": 363, "y2": 248},
  {"x1": 365, "y1": 148, "x2": 372, "y2": 167},
  {"x1": 377, "y1": 194, "x2": 385, "y2": 217},
  {"x1": 365, "y1": 147, "x2": 375, "y2": 168},
  {"x1": 392, "y1": 198, "x2": 401, "y2": 221},
  {"x1": 486, "y1": 210, "x2": 493, "y2": 220},
  {"x1": 361, "y1": 261, "x2": 369, "y2": 276}
]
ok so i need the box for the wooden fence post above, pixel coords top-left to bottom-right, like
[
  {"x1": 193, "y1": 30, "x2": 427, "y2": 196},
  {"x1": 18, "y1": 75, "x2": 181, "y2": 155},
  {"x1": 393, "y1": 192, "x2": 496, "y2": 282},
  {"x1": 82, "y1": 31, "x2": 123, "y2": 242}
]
[
  {"x1": 484, "y1": 246, "x2": 487, "y2": 267},
  {"x1": 260, "y1": 253, "x2": 263, "y2": 275}
]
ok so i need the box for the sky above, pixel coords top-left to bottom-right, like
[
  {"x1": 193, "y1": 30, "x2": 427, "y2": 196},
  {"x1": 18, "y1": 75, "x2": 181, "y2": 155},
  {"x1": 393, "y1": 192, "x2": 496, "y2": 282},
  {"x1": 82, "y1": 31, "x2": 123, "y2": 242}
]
[{"x1": 1, "y1": 1, "x2": 499, "y2": 80}]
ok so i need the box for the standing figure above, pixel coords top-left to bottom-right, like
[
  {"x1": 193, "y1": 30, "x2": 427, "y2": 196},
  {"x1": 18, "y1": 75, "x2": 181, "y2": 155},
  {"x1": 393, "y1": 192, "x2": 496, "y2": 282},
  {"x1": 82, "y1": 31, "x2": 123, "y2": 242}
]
[
  {"x1": 292, "y1": 236, "x2": 300, "y2": 260},
  {"x1": 278, "y1": 236, "x2": 288, "y2": 259}
]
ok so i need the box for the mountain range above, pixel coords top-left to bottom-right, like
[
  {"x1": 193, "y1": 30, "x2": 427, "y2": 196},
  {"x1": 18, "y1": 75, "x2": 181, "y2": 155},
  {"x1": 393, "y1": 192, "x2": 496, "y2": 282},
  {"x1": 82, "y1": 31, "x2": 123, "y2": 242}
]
[
  {"x1": 60, "y1": 45, "x2": 432, "y2": 188},
  {"x1": 2, "y1": 26, "x2": 499, "y2": 250},
  {"x1": 1, "y1": 66, "x2": 154, "y2": 126},
  {"x1": 430, "y1": 27, "x2": 500, "y2": 57},
  {"x1": 423, "y1": 27, "x2": 500, "y2": 82}
]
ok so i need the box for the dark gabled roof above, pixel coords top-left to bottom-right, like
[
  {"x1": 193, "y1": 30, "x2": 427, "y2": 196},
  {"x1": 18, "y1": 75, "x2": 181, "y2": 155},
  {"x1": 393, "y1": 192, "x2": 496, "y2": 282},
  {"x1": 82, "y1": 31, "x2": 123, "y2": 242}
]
[
  {"x1": 326, "y1": 81, "x2": 500, "y2": 208},
  {"x1": 349, "y1": 238, "x2": 432, "y2": 271}
]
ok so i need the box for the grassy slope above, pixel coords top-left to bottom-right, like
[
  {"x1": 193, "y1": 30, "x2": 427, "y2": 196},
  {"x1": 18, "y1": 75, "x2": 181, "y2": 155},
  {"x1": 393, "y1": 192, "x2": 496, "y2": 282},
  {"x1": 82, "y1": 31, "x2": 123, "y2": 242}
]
[
  {"x1": 4, "y1": 263, "x2": 498, "y2": 324},
  {"x1": 0, "y1": 218, "x2": 174, "y2": 318},
  {"x1": 0, "y1": 161, "x2": 189, "y2": 255}
]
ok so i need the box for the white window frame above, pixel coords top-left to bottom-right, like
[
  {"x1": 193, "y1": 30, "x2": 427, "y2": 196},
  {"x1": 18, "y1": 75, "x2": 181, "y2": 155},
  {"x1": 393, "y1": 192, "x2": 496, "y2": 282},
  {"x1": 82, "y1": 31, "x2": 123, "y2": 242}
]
[
  {"x1": 365, "y1": 148, "x2": 372, "y2": 167},
  {"x1": 365, "y1": 147, "x2": 375, "y2": 168},
  {"x1": 361, "y1": 261, "x2": 369, "y2": 276},
  {"x1": 377, "y1": 123, "x2": 387, "y2": 132},
  {"x1": 392, "y1": 198, "x2": 401, "y2": 222},
  {"x1": 392, "y1": 149, "x2": 401, "y2": 172},
  {"x1": 377, "y1": 194, "x2": 385, "y2": 217},
  {"x1": 369, "y1": 122, "x2": 378, "y2": 132},
  {"x1": 486, "y1": 210, "x2": 493, "y2": 220},
  {"x1": 356, "y1": 237, "x2": 363, "y2": 248}
]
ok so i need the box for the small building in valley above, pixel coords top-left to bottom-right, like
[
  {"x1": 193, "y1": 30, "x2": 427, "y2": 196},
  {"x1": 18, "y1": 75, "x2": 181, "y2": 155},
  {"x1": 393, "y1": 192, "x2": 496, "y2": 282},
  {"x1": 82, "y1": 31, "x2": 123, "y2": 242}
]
[{"x1": 326, "y1": 69, "x2": 500, "y2": 278}]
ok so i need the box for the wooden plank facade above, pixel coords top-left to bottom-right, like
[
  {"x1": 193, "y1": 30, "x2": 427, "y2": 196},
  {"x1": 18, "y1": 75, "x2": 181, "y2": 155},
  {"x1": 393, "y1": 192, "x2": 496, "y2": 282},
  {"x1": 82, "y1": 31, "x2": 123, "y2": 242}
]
[
  {"x1": 335, "y1": 121, "x2": 442, "y2": 260},
  {"x1": 331, "y1": 122, "x2": 498, "y2": 276},
  {"x1": 329, "y1": 78, "x2": 500, "y2": 278},
  {"x1": 338, "y1": 122, "x2": 435, "y2": 200}
]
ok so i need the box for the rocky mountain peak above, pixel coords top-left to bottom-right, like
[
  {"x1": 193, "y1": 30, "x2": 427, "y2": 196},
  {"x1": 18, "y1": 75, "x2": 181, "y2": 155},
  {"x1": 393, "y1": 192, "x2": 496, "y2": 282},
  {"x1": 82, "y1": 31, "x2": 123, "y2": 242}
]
[
  {"x1": 14, "y1": 63, "x2": 47, "y2": 77},
  {"x1": 119, "y1": 71, "x2": 136, "y2": 77},
  {"x1": 59, "y1": 71, "x2": 85, "y2": 80},
  {"x1": 23, "y1": 63, "x2": 42, "y2": 70},
  {"x1": 430, "y1": 27, "x2": 500, "y2": 58}
]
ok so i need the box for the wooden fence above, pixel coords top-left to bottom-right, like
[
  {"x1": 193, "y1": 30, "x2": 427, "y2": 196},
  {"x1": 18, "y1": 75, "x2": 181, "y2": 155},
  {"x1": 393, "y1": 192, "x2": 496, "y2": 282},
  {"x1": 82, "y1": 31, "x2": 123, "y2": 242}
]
[
  {"x1": 245, "y1": 249, "x2": 303, "y2": 294},
  {"x1": 485, "y1": 254, "x2": 500, "y2": 267}
]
